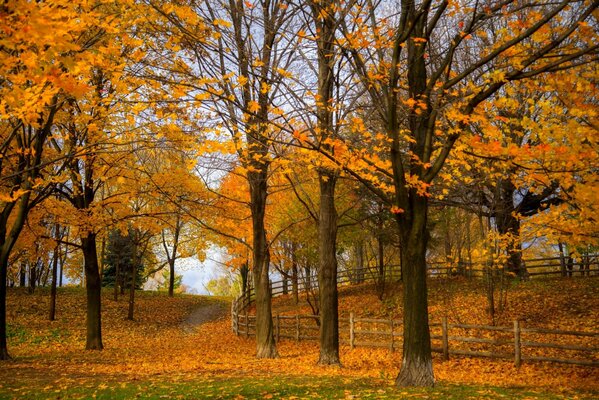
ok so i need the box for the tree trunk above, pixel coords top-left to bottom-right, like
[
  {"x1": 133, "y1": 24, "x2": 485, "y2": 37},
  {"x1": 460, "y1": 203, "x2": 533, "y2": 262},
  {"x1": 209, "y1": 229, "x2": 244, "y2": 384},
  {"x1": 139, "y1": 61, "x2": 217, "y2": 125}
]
[
  {"x1": 496, "y1": 179, "x2": 526, "y2": 278},
  {"x1": 240, "y1": 262, "x2": 249, "y2": 295},
  {"x1": 81, "y1": 233, "x2": 103, "y2": 350},
  {"x1": 317, "y1": 172, "x2": 340, "y2": 365},
  {"x1": 354, "y1": 241, "x2": 365, "y2": 284},
  {"x1": 128, "y1": 231, "x2": 139, "y2": 321},
  {"x1": 0, "y1": 249, "x2": 10, "y2": 360},
  {"x1": 59, "y1": 258, "x2": 63, "y2": 287},
  {"x1": 28, "y1": 262, "x2": 36, "y2": 294},
  {"x1": 19, "y1": 262, "x2": 26, "y2": 287},
  {"x1": 249, "y1": 170, "x2": 277, "y2": 358},
  {"x1": 282, "y1": 275, "x2": 288, "y2": 295},
  {"x1": 395, "y1": 200, "x2": 434, "y2": 386},
  {"x1": 168, "y1": 259, "x2": 175, "y2": 297},
  {"x1": 49, "y1": 244, "x2": 59, "y2": 321}
]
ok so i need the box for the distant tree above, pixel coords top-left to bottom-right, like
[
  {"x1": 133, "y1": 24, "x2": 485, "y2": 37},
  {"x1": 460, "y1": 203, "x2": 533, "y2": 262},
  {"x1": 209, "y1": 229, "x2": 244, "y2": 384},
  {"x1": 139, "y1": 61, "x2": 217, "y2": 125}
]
[{"x1": 102, "y1": 229, "x2": 147, "y2": 294}]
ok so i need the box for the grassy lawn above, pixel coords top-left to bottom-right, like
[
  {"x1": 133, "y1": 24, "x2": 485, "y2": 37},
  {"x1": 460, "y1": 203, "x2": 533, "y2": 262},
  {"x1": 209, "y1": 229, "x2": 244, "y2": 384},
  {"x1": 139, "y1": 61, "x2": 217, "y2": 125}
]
[{"x1": 1, "y1": 376, "x2": 597, "y2": 400}]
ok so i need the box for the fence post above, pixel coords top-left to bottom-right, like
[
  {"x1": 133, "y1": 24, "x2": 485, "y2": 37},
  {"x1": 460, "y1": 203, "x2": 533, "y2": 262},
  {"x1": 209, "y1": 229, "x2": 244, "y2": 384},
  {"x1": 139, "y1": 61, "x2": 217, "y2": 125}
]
[
  {"x1": 276, "y1": 314, "x2": 280, "y2": 343},
  {"x1": 296, "y1": 315, "x2": 300, "y2": 342},
  {"x1": 389, "y1": 319, "x2": 394, "y2": 352},
  {"x1": 244, "y1": 308, "x2": 249, "y2": 338},
  {"x1": 350, "y1": 313, "x2": 355, "y2": 350},
  {"x1": 442, "y1": 316, "x2": 449, "y2": 361},
  {"x1": 514, "y1": 320, "x2": 521, "y2": 367}
]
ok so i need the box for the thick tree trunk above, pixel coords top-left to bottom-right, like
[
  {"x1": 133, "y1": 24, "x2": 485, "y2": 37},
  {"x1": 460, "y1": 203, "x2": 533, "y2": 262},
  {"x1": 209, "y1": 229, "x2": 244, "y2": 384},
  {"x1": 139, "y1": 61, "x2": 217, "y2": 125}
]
[
  {"x1": 395, "y1": 200, "x2": 434, "y2": 387},
  {"x1": 496, "y1": 180, "x2": 526, "y2": 278},
  {"x1": 81, "y1": 233, "x2": 103, "y2": 350},
  {"x1": 0, "y1": 249, "x2": 9, "y2": 360},
  {"x1": 249, "y1": 170, "x2": 277, "y2": 359},
  {"x1": 318, "y1": 172, "x2": 340, "y2": 365}
]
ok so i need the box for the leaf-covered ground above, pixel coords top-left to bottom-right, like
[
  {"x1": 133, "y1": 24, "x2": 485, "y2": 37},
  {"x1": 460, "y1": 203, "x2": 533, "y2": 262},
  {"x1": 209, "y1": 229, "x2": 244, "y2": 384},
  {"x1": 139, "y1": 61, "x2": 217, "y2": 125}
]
[{"x1": 0, "y1": 278, "x2": 597, "y2": 399}]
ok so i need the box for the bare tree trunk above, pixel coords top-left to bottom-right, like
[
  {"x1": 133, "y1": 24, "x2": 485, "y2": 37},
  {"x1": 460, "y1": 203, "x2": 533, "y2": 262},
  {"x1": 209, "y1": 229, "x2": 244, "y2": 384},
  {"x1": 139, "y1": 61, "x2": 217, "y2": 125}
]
[
  {"x1": 81, "y1": 233, "x2": 103, "y2": 350},
  {"x1": 395, "y1": 7, "x2": 433, "y2": 383},
  {"x1": 0, "y1": 249, "x2": 10, "y2": 360},
  {"x1": 28, "y1": 262, "x2": 36, "y2": 294},
  {"x1": 496, "y1": 179, "x2": 526, "y2": 278},
  {"x1": 49, "y1": 240, "x2": 60, "y2": 321},
  {"x1": 308, "y1": 0, "x2": 341, "y2": 366},
  {"x1": 395, "y1": 200, "x2": 433, "y2": 386},
  {"x1": 318, "y1": 172, "x2": 340, "y2": 365},
  {"x1": 19, "y1": 262, "x2": 26, "y2": 287},
  {"x1": 354, "y1": 241, "x2": 365, "y2": 284},
  {"x1": 249, "y1": 170, "x2": 277, "y2": 358},
  {"x1": 59, "y1": 257, "x2": 63, "y2": 287},
  {"x1": 128, "y1": 230, "x2": 139, "y2": 321}
]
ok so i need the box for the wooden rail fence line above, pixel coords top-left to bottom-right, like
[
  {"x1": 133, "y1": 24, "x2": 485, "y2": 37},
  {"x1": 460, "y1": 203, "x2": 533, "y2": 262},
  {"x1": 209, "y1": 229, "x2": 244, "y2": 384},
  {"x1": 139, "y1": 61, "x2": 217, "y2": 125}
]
[
  {"x1": 231, "y1": 310, "x2": 599, "y2": 368},
  {"x1": 237, "y1": 255, "x2": 598, "y2": 309}
]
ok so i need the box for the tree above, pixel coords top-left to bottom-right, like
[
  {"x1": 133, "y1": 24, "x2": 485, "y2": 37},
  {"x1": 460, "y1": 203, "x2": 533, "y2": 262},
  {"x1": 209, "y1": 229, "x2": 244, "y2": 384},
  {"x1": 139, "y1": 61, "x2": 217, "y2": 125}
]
[
  {"x1": 336, "y1": 0, "x2": 598, "y2": 386},
  {"x1": 103, "y1": 229, "x2": 147, "y2": 292},
  {"x1": 0, "y1": 0, "x2": 132, "y2": 359}
]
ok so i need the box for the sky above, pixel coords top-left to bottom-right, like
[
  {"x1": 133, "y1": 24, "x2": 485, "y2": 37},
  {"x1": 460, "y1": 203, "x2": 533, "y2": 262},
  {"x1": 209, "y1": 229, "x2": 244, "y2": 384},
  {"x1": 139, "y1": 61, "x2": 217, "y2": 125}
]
[{"x1": 144, "y1": 246, "x2": 229, "y2": 295}]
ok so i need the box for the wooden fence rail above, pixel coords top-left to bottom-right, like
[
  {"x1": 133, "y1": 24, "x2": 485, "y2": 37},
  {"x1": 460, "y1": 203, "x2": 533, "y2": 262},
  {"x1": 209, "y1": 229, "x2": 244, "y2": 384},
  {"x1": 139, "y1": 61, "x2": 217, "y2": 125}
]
[
  {"x1": 236, "y1": 256, "x2": 598, "y2": 309},
  {"x1": 230, "y1": 254, "x2": 599, "y2": 367},
  {"x1": 231, "y1": 308, "x2": 599, "y2": 367}
]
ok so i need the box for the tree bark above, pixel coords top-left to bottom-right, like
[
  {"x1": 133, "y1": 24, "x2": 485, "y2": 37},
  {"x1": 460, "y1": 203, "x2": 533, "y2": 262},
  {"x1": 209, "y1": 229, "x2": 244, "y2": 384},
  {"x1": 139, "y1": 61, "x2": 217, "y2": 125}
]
[
  {"x1": 168, "y1": 259, "x2": 175, "y2": 297},
  {"x1": 318, "y1": 172, "x2": 340, "y2": 365},
  {"x1": 28, "y1": 262, "x2": 36, "y2": 294},
  {"x1": 0, "y1": 249, "x2": 9, "y2": 360},
  {"x1": 19, "y1": 263, "x2": 26, "y2": 287},
  {"x1": 395, "y1": 199, "x2": 434, "y2": 387},
  {"x1": 249, "y1": 170, "x2": 277, "y2": 358},
  {"x1": 49, "y1": 241, "x2": 60, "y2": 321},
  {"x1": 354, "y1": 241, "x2": 365, "y2": 284},
  {"x1": 391, "y1": 5, "x2": 434, "y2": 383},
  {"x1": 496, "y1": 179, "x2": 526, "y2": 278},
  {"x1": 81, "y1": 233, "x2": 103, "y2": 350}
]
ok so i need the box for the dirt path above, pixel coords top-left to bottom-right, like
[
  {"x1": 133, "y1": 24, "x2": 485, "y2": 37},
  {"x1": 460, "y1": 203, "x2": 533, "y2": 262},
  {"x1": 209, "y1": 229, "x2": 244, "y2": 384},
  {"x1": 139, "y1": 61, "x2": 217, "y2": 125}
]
[{"x1": 181, "y1": 300, "x2": 229, "y2": 333}]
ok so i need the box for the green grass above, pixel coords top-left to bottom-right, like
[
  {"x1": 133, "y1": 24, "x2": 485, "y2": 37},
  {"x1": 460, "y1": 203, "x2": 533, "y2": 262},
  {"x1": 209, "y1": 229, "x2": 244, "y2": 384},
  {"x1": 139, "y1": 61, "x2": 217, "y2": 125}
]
[{"x1": 0, "y1": 376, "x2": 596, "y2": 400}]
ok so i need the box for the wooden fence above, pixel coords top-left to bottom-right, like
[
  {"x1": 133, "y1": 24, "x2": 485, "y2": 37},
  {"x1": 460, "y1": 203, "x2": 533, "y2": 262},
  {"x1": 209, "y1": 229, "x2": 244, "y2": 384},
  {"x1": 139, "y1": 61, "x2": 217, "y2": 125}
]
[
  {"x1": 231, "y1": 311, "x2": 599, "y2": 367},
  {"x1": 230, "y1": 253, "x2": 598, "y2": 367},
  {"x1": 233, "y1": 255, "x2": 598, "y2": 312}
]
